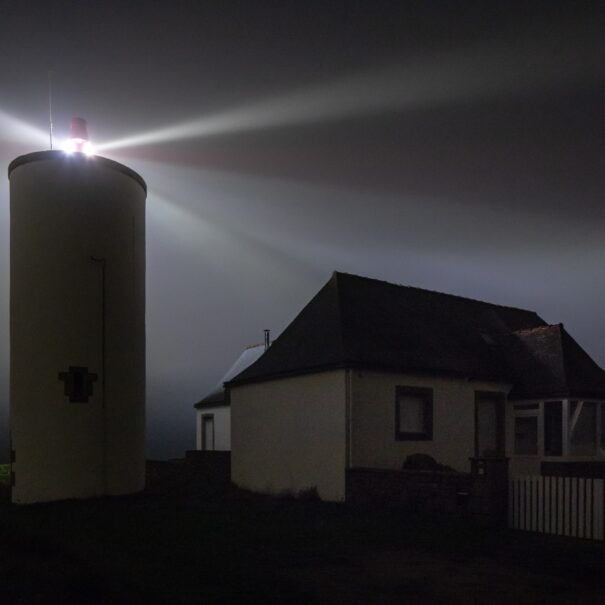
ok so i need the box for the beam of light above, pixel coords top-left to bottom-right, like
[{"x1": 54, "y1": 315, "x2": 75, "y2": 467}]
[
  {"x1": 98, "y1": 23, "x2": 604, "y2": 152},
  {"x1": 130, "y1": 156, "x2": 605, "y2": 260},
  {"x1": 143, "y1": 165, "x2": 605, "y2": 378},
  {"x1": 132, "y1": 158, "x2": 388, "y2": 275},
  {"x1": 146, "y1": 187, "x2": 322, "y2": 300},
  {"x1": 0, "y1": 109, "x2": 49, "y2": 148}
]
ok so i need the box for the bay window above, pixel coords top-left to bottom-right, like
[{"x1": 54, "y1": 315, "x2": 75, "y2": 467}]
[
  {"x1": 568, "y1": 401, "x2": 604, "y2": 456},
  {"x1": 512, "y1": 400, "x2": 605, "y2": 458}
]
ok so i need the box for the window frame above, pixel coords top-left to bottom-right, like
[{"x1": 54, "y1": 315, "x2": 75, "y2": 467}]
[
  {"x1": 568, "y1": 400, "x2": 603, "y2": 458},
  {"x1": 395, "y1": 386, "x2": 433, "y2": 441},
  {"x1": 509, "y1": 399, "x2": 605, "y2": 460}
]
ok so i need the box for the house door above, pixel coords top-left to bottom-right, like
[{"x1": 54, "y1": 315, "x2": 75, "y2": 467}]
[
  {"x1": 202, "y1": 414, "x2": 215, "y2": 451},
  {"x1": 475, "y1": 393, "x2": 504, "y2": 457}
]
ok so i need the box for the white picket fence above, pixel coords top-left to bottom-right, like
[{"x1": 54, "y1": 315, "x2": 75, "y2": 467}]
[{"x1": 509, "y1": 476, "x2": 605, "y2": 540}]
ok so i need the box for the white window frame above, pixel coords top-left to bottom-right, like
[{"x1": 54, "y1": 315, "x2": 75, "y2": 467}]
[
  {"x1": 510, "y1": 399, "x2": 605, "y2": 461},
  {"x1": 566, "y1": 400, "x2": 605, "y2": 459}
]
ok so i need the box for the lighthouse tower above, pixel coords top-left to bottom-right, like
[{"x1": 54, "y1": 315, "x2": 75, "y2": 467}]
[{"x1": 8, "y1": 119, "x2": 146, "y2": 503}]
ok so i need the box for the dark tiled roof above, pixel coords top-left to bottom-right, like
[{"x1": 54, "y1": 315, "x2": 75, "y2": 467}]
[
  {"x1": 503, "y1": 325, "x2": 605, "y2": 400},
  {"x1": 228, "y1": 272, "x2": 605, "y2": 400}
]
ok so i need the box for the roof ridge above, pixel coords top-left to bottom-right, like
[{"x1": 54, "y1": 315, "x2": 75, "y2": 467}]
[
  {"x1": 557, "y1": 325, "x2": 605, "y2": 388},
  {"x1": 332, "y1": 271, "x2": 539, "y2": 316},
  {"x1": 557, "y1": 323, "x2": 571, "y2": 389},
  {"x1": 244, "y1": 342, "x2": 265, "y2": 350},
  {"x1": 513, "y1": 323, "x2": 562, "y2": 335},
  {"x1": 554, "y1": 324, "x2": 570, "y2": 391}
]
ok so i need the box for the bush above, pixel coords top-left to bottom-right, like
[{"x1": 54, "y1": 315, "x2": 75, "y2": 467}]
[
  {"x1": 402, "y1": 453, "x2": 455, "y2": 473},
  {"x1": 0, "y1": 464, "x2": 10, "y2": 488}
]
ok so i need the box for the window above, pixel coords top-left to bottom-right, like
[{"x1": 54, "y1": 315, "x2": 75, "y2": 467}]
[
  {"x1": 514, "y1": 416, "x2": 538, "y2": 455},
  {"x1": 511, "y1": 400, "x2": 605, "y2": 459},
  {"x1": 544, "y1": 401, "x2": 563, "y2": 456},
  {"x1": 569, "y1": 401, "x2": 597, "y2": 456},
  {"x1": 395, "y1": 386, "x2": 433, "y2": 441}
]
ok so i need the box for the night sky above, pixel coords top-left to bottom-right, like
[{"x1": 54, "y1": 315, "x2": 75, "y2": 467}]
[{"x1": 1, "y1": 1, "x2": 604, "y2": 460}]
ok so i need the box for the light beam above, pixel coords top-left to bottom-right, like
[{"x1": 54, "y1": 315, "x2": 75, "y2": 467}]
[
  {"x1": 98, "y1": 23, "x2": 604, "y2": 152},
  {"x1": 0, "y1": 109, "x2": 49, "y2": 148}
]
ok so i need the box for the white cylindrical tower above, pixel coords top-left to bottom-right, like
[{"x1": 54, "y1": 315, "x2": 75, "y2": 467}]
[{"x1": 9, "y1": 143, "x2": 146, "y2": 503}]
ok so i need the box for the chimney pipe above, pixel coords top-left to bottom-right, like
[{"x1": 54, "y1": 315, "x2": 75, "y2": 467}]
[{"x1": 264, "y1": 329, "x2": 271, "y2": 351}]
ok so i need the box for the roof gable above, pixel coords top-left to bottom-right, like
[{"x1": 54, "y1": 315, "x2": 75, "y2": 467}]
[
  {"x1": 502, "y1": 325, "x2": 567, "y2": 399},
  {"x1": 503, "y1": 324, "x2": 605, "y2": 400},
  {"x1": 230, "y1": 275, "x2": 346, "y2": 385},
  {"x1": 561, "y1": 329, "x2": 605, "y2": 397},
  {"x1": 195, "y1": 343, "x2": 266, "y2": 408}
]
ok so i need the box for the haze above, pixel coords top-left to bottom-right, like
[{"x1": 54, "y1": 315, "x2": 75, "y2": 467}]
[{"x1": 1, "y1": 1, "x2": 604, "y2": 460}]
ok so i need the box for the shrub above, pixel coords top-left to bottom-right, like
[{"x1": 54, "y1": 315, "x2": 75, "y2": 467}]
[
  {"x1": 402, "y1": 453, "x2": 455, "y2": 473},
  {"x1": 0, "y1": 464, "x2": 9, "y2": 488}
]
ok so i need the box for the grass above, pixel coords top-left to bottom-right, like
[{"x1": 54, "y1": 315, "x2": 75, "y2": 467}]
[{"x1": 1, "y1": 460, "x2": 605, "y2": 604}]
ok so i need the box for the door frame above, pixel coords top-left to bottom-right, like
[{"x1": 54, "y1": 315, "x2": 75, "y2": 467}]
[
  {"x1": 201, "y1": 413, "x2": 215, "y2": 451},
  {"x1": 474, "y1": 391, "x2": 506, "y2": 457}
]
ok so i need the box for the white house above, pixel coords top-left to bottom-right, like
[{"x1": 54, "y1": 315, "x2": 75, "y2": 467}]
[
  {"x1": 194, "y1": 344, "x2": 265, "y2": 451},
  {"x1": 227, "y1": 272, "x2": 605, "y2": 502}
]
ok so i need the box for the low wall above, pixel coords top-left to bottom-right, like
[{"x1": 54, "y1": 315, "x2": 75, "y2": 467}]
[
  {"x1": 347, "y1": 465, "x2": 509, "y2": 527},
  {"x1": 346, "y1": 468, "x2": 471, "y2": 514},
  {"x1": 185, "y1": 450, "x2": 231, "y2": 483}
]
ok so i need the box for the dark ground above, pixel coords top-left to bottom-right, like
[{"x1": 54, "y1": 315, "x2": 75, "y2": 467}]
[{"x1": 1, "y1": 460, "x2": 604, "y2": 604}]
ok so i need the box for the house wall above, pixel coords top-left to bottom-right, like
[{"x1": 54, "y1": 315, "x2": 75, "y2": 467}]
[
  {"x1": 350, "y1": 371, "x2": 510, "y2": 473},
  {"x1": 196, "y1": 405, "x2": 231, "y2": 451},
  {"x1": 231, "y1": 370, "x2": 347, "y2": 501}
]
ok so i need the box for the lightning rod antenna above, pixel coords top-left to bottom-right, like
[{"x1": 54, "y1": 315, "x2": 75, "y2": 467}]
[{"x1": 48, "y1": 70, "x2": 54, "y2": 150}]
